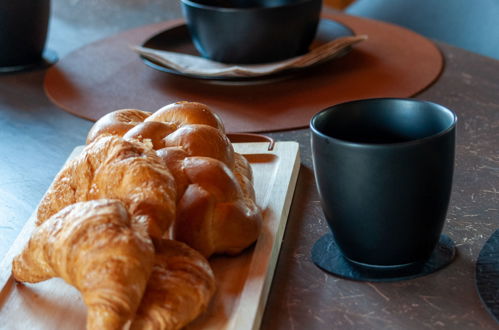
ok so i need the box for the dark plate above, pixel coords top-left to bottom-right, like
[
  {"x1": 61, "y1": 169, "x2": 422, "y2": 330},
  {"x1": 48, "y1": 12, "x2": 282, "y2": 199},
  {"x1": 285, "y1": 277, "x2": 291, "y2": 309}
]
[{"x1": 140, "y1": 18, "x2": 354, "y2": 81}]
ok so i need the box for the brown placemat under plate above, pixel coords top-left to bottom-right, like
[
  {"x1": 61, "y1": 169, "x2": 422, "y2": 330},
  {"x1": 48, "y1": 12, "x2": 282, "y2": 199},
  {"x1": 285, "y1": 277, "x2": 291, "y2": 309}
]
[{"x1": 44, "y1": 13, "x2": 443, "y2": 133}]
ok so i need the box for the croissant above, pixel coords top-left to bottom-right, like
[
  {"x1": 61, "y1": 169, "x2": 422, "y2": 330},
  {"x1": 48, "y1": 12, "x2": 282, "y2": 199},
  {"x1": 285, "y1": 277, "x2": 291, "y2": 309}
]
[
  {"x1": 131, "y1": 239, "x2": 216, "y2": 330},
  {"x1": 12, "y1": 199, "x2": 155, "y2": 330},
  {"x1": 36, "y1": 135, "x2": 177, "y2": 238}
]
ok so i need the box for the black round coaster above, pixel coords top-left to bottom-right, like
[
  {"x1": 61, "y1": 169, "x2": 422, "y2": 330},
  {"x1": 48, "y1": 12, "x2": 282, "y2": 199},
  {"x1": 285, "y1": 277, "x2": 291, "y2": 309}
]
[
  {"x1": 311, "y1": 233, "x2": 456, "y2": 282},
  {"x1": 475, "y1": 229, "x2": 499, "y2": 323},
  {"x1": 0, "y1": 49, "x2": 58, "y2": 74}
]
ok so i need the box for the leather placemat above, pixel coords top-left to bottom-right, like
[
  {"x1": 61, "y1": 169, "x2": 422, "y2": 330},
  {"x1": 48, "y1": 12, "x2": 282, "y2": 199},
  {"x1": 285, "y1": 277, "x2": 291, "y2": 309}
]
[{"x1": 44, "y1": 13, "x2": 443, "y2": 133}]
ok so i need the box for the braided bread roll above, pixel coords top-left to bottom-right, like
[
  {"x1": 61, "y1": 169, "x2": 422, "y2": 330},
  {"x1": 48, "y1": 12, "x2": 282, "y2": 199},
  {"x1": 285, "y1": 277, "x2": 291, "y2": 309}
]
[
  {"x1": 125, "y1": 123, "x2": 235, "y2": 168},
  {"x1": 86, "y1": 101, "x2": 225, "y2": 144},
  {"x1": 145, "y1": 101, "x2": 225, "y2": 132},
  {"x1": 154, "y1": 147, "x2": 261, "y2": 257},
  {"x1": 36, "y1": 135, "x2": 177, "y2": 238},
  {"x1": 172, "y1": 156, "x2": 262, "y2": 257},
  {"x1": 131, "y1": 239, "x2": 216, "y2": 330},
  {"x1": 155, "y1": 147, "x2": 191, "y2": 200},
  {"x1": 86, "y1": 109, "x2": 152, "y2": 144},
  {"x1": 86, "y1": 101, "x2": 234, "y2": 168},
  {"x1": 85, "y1": 101, "x2": 262, "y2": 257},
  {"x1": 12, "y1": 199, "x2": 155, "y2": 330}
]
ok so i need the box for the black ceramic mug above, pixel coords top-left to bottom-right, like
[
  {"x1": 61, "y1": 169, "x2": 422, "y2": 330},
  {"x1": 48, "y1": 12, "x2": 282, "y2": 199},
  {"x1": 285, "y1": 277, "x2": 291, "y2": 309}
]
[
  {"x1": 0, "y1": 0, "x2": 50, "y2": 70},
  {"x1": 310, "y1": 98, "x2": 457, "y2": 270}
]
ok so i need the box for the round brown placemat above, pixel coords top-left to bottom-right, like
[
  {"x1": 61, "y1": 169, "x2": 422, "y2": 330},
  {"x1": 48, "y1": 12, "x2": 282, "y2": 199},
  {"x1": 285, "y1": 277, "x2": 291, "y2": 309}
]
[{"x1": 44, "y1": 13, "x2": 443, "y2": 133}]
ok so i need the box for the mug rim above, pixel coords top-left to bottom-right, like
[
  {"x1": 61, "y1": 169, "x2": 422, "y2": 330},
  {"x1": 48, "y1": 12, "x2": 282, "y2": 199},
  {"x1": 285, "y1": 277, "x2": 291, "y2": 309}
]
[{"x1": 310, "y1": 98, "x2": 458, "y2": 148}]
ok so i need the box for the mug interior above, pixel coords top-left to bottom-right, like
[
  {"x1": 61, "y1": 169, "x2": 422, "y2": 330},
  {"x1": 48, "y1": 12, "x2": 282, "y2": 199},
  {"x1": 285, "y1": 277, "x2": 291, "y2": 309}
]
[{"x1": 311, "y1": 98, "x2": 457, "y2": 144}]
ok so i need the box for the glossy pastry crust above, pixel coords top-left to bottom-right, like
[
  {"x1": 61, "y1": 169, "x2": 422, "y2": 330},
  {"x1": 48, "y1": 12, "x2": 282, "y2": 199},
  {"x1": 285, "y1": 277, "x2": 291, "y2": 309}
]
[
  {"x1": 86, "y1": 108, "x2": 152, "y2": 144},
  {"x1": 173, "y1": 156, "x2": 262, "y2": 257},
  {"x1": 36, "y1": 135, "x2": 177, "y2": 238},
  {"x1": 131, "y1": 239, "x2": 216, "y2": 330},
  {"x1": 87, "y1": 101, "x2": 262, "y2": 258},
  {"x1": 13, "y1": 101, "x2": 262, "y2": 329},
  {"x1": 13, "y1": 199, "x2": 155, "y2": 330}
]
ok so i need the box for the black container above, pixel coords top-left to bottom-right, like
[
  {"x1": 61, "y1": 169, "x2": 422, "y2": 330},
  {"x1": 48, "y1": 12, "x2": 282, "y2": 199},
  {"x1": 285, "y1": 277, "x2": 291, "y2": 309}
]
[
  {"x1": 0, "y1": 0, "x2": 50, "y2": 69},
  {"x1": 181, "y1": 0, "x2": 322, "y2": 64},
  {"x1": 310, "y1": 98, "x2": 457, "y2": 270}
]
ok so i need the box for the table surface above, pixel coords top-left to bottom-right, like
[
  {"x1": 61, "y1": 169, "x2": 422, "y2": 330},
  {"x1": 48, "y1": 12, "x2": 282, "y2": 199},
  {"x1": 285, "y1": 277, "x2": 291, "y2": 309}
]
[{"x1": 1, "y1": 2, "x2": 498, "y2": 329}]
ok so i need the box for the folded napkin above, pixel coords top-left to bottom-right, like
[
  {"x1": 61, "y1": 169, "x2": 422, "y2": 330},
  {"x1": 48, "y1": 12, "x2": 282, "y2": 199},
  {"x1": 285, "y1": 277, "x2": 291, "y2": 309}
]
[{"x1": 133, "y1": 34, "x2": 367, "y2": 78}]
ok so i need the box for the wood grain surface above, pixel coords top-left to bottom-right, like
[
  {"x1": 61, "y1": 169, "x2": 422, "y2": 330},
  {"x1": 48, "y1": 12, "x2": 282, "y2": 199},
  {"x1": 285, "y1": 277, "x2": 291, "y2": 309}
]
[{"x1": 0, "y1": 142, "x2": 301, "y2": 330}]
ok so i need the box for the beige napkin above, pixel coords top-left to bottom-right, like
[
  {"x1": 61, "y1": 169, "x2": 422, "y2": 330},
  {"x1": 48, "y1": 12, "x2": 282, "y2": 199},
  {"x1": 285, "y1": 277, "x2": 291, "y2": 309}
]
[{"x1": 133, "y1": 34, "x2": 367, "y2": 78}]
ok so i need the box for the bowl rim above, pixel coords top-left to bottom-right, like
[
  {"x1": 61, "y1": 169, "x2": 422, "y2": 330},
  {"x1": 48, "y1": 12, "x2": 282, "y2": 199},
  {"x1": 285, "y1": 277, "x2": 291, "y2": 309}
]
[{"x1": 180, "y1": 0, "x2": 320, "y2": 12}]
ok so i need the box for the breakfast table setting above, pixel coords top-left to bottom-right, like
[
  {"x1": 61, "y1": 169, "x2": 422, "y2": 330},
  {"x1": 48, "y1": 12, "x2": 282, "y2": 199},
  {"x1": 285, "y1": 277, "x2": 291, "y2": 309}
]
[{"x1": 0, "y1": 0, "x2": 498, "y2": 329}]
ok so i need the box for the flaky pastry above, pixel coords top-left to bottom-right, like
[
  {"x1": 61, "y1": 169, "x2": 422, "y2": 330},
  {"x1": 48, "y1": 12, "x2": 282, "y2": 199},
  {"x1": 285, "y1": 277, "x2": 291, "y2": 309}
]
[
  {"x1": 13, "y1": 199, "x2": 155, "y2": 330},
  {"x1": 36, "y1": 135, "x2": 177, "y2": 238},
  {"x1": 16, "y1": 101, "x2": 263, "y2": 329},
  {"x1": 131, "y1": 239, "x2": 216, "y2": 330}
]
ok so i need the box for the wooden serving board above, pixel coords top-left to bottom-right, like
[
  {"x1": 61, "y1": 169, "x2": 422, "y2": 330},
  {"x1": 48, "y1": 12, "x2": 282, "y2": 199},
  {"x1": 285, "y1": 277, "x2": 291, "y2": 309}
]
[{"x1": 0, "y1": 141, "x2": 301, "y2": 330}]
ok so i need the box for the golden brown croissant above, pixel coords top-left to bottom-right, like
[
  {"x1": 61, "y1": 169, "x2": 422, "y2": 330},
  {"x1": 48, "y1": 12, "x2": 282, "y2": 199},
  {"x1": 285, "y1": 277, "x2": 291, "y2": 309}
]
[
  {"x1": 36, "y1": 135, "x2": 177, "y2": 238},
  {"x1": 131, "y1": 239, "x2": 216, "y2": 330},
  {"x1": 12, "y1": 199, "x2": 155, "y2": 330}
]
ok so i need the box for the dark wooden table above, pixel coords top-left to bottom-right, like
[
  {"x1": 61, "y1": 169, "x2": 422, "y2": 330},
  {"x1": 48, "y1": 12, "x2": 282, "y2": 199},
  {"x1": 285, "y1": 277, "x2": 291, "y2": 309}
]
[{"x1": 1, "y1": 2, "x2": 498, "y2": 329}]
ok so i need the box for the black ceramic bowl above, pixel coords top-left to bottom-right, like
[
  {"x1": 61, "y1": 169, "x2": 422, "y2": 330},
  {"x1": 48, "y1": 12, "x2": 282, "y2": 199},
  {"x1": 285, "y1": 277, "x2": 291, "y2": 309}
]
[{"x1": 180, "y1": 0, "x2": 322, "y2": 64}]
